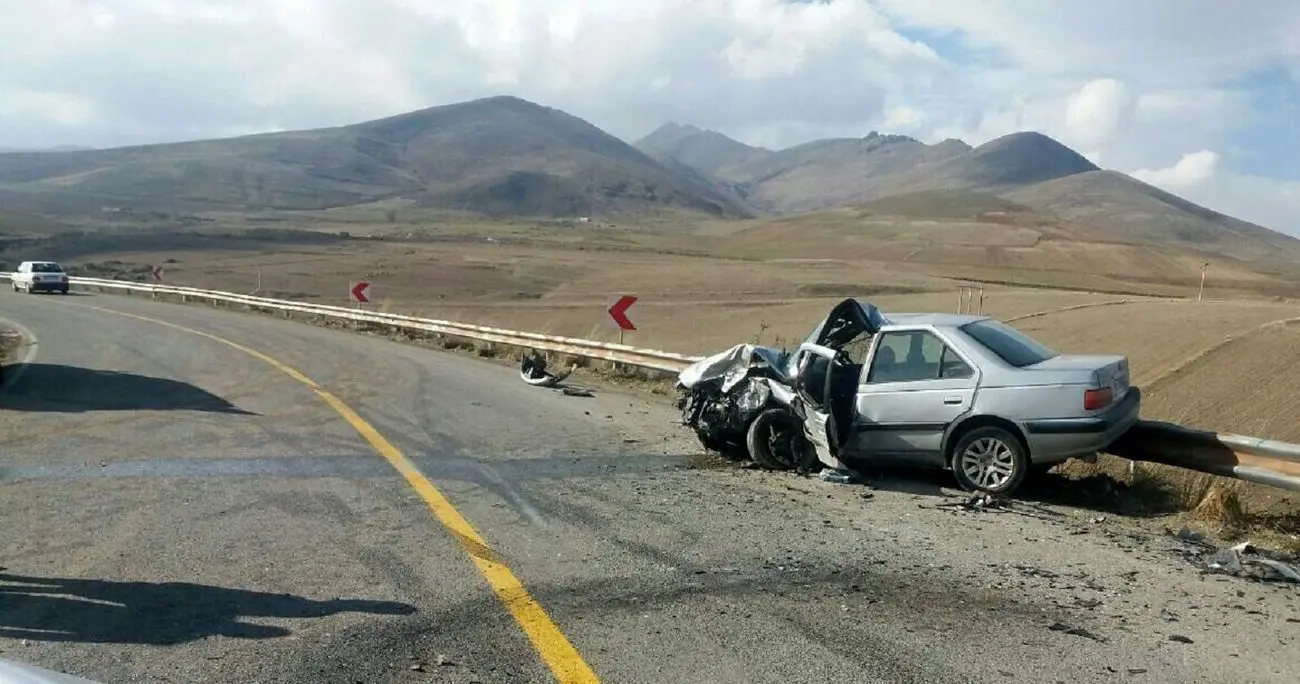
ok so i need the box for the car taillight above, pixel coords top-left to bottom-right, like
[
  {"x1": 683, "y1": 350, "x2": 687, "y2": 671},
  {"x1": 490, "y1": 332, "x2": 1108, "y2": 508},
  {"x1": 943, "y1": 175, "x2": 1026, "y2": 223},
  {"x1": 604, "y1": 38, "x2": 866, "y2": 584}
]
[
  {"x1": 1084, "y1": 387, "x2": 1113, "y2": 411},
  {"x1": 61, "y1": 276, "x2": 68, "y2": 282}
]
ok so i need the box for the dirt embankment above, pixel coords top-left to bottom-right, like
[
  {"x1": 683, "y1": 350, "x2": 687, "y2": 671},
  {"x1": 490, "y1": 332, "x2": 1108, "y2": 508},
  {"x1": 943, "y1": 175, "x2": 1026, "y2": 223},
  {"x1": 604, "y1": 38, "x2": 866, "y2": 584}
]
[{"x1": 0, "y1": 319, "x2": 27, "y2": 374}]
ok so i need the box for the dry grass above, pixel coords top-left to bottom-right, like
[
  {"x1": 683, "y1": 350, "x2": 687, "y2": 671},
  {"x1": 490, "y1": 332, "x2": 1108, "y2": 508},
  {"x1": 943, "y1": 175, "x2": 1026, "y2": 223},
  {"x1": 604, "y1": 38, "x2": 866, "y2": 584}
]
[{"x1": 0, "y1": 323, "x2": 23, "y2": 367}]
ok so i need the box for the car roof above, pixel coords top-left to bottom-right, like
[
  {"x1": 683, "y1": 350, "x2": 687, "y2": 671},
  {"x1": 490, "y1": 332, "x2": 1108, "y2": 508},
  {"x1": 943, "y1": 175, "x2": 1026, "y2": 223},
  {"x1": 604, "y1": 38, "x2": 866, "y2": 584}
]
[{"x1": 882, "y1": 312, "x2": 990, "y2": 328}]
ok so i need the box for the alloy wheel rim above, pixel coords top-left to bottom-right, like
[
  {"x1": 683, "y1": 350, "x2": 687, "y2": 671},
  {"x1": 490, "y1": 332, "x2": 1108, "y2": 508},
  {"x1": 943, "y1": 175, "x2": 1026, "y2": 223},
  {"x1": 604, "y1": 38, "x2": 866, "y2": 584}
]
[{"x1": 960, "y1": 437, "x2": 1017, "y2": 490}]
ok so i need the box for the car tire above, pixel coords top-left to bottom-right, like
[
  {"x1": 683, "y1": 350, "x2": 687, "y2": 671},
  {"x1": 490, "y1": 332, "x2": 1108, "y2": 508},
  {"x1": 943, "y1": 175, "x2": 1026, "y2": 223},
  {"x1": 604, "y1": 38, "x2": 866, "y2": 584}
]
[
  {"x1": 746, "y1": 407, "x2": 816, "y2": 471},
  {"x1": 950, "y1": 425, "x2": 1029, "y2": 495}
]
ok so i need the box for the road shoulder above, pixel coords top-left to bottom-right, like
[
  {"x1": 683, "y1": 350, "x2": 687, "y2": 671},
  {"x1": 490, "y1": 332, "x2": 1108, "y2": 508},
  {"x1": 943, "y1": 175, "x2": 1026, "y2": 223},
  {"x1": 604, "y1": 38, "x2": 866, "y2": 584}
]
[{"x1": 0, "y1": 316, "x2": 38, "y2": 390}]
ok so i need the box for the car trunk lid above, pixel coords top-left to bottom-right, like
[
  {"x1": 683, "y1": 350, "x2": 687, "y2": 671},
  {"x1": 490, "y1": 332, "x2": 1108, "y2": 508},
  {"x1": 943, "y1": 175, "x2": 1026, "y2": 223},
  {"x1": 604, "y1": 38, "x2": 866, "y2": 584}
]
[{"x1": 1024, "y1": 353, "x2": 1131, "y2": 409}]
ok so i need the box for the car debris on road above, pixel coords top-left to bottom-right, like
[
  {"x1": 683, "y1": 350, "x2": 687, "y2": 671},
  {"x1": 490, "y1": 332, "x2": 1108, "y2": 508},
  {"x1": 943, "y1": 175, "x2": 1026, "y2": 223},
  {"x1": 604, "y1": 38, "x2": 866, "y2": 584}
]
[
  {"x1": 517, "y1": 350, "x2": 595, "y2": 396},
  {"x1": 519, "y1": 350, "x2": 574, "y2": 388},
  {"x1": 1171, "y1": 527, "x2": 1300, "y2": 584}
]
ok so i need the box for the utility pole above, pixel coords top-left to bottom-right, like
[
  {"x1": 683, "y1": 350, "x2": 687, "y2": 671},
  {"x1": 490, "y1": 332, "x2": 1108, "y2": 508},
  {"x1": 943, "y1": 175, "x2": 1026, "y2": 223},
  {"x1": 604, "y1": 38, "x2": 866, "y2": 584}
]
[{"x1": 1198, "y1": 261, "x2": 1208, "y2": 303}]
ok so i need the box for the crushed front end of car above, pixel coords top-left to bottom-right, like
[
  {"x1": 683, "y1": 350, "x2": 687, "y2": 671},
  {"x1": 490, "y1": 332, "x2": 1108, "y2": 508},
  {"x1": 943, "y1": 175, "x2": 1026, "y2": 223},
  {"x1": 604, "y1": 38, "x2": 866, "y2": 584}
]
[{"x1": 675, "y1": 343, "x2": 815, "y2": 471}]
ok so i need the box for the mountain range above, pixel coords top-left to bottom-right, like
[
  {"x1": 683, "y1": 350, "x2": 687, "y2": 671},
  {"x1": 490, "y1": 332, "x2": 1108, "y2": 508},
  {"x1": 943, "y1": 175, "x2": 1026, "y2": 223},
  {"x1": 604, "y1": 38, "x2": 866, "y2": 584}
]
[{"x1": 0, "y1": 94, "x2": 1292, "y2": 260}]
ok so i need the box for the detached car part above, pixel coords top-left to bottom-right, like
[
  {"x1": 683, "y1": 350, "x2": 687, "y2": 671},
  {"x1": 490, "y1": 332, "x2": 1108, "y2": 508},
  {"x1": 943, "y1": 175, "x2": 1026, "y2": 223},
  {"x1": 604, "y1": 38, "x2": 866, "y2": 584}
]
[{"x1": 519, "y1": 350, "x2": 574, "y2": 388}]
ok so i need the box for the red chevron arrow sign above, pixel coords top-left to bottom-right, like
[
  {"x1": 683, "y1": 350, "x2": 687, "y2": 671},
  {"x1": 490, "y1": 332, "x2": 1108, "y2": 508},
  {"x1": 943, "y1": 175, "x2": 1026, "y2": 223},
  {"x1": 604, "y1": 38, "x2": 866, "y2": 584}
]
[
  {"x1": 608, "y1": 295, "x2": 637, "y2": 331},
  {"x1": 350, "y1": 281, "x2": 370, "y2": 303}
]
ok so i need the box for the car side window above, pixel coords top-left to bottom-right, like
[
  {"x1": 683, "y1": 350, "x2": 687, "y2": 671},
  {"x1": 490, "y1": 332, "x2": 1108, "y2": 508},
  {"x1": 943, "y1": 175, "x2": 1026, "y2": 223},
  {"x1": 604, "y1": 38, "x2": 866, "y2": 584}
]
[
  {"x1": 940, "y1": 345, "x2": 974, "y2": 379},
  {"x1": 839, "y1": 331, "x2": 875, "y2": 365},
  {"x1": 868, "y1": 331, "x2": 971, "y2": 383}
]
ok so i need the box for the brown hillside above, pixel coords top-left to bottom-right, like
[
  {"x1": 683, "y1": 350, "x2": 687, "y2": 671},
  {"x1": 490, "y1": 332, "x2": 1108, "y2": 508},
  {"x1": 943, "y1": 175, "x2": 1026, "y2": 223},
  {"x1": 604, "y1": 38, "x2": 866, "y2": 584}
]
[
  {"x1": 1003, "y1": 170, "x2": 1300, "y2": 262},
  {"x1": 0, "y1": 96, "x2": 753, "y2": 219},
  {"x1": 650, "y1": 123, "x2": 1298, "y2": 259}
]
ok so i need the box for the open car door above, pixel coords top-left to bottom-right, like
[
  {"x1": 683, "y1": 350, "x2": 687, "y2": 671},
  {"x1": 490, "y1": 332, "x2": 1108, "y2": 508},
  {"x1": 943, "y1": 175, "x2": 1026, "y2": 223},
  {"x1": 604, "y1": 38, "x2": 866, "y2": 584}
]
[{"x1": 790, "y1": 342, "x2": 851, "y2": 471}]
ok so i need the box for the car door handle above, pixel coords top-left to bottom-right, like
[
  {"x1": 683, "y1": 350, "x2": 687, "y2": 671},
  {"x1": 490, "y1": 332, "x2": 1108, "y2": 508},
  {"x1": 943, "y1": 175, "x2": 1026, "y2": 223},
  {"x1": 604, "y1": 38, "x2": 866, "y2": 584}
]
[{"x1": 942, "y1": 396, "x2": 963, "y2": 405}]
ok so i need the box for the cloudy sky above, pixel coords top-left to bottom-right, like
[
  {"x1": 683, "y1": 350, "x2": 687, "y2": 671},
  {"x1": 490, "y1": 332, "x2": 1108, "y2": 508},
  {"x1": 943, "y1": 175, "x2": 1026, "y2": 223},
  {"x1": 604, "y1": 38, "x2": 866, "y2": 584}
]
[{"x1": 1, "y1": 0, "x2": 1297, "y2": 234}]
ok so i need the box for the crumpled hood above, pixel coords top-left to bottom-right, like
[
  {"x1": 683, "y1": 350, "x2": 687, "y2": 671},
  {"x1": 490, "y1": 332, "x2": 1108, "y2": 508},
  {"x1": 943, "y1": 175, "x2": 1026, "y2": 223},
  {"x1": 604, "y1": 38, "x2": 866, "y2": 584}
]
[{"x1": 677, "y1": 343, "x2": 789, "y2": 392}]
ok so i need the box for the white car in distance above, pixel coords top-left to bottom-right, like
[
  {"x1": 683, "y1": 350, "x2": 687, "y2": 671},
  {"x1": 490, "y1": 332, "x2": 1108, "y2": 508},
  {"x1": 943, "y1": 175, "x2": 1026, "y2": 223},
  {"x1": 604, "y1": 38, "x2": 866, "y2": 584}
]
[{"x1": 11, "y1": 260, "x2": 70, "y2": 294}]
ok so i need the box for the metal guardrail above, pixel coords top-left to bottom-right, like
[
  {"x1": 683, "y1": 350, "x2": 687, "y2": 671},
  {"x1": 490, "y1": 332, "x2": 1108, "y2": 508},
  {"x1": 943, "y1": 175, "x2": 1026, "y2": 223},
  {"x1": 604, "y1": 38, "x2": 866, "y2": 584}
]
[
  {"x1": 8, "y1": 275, "x2": 702, "y2": 373},
  {"x1": 4, "y1": 273, "x2": 1299, "y2": 493},
  {"x1": 1109, "y1": 421, "x2": 1300, "y2": 492}
]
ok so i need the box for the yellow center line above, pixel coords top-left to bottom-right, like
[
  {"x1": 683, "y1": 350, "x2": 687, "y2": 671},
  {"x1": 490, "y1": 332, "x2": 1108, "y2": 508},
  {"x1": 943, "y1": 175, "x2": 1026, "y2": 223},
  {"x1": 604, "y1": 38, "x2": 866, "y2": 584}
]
[{"x1": 75, "y1": 303, "x2": 600, "y2": 683}]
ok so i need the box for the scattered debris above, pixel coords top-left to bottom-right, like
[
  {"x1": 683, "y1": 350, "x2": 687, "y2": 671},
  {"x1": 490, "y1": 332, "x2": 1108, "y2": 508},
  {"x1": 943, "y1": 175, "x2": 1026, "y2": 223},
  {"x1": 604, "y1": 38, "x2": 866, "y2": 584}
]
[
  {"x1": 436, "y1": 654, "x2": 456, "y2": 667},
  {"x1": 819, "y1": 468, "x2": 867, "y2": 485},
  {"x1": 1048, "y1": 621, "x2": 1105, "y2": 641},
  {"x1": 1204, "y1": 543, "x2": 1300, "y2": 584},
  {"x1": 519, "y1": 350, "x2": 575, "y2": 388},
  {"x1": 1168, "y1": 634, "x2": 1194, "y2": 644},
  {"x1": 1169, "y1": 528, "x2": 1300, "y2": 584},
  {"x1": 924, "y1": 491, "x2": 1010, "y2": 512},
  {"x1": 1014, "y1": 564, "x2": 1060, "y2": 580},
  {"x1": 559, "y1": 386, "x2": 594, "y2": 397}
]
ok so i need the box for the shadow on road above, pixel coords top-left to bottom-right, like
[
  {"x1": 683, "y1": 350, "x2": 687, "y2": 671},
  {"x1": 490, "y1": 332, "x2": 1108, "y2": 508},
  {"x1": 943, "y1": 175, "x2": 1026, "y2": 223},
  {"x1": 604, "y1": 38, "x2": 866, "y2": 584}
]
[
  {"x1": 0, "y1": 364, "x2": 255, "y2": 414},
  {"x1": 0, "y1": 572, "x2": 417, "y2": 645}
]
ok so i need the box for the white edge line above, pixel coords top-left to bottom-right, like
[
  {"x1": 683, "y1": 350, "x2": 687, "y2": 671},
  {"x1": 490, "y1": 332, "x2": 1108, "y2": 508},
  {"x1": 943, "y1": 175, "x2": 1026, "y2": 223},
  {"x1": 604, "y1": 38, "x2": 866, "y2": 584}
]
[{"x1": 0, "y1": 317, "x2": 39, "y2": 391}]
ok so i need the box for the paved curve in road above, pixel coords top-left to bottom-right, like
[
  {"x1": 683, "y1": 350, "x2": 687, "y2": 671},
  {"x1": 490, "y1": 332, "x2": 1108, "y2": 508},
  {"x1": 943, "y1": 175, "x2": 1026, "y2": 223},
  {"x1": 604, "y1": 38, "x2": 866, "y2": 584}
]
[{"x1": 1, "y1": 292, "x2": 1297, "y2": 683}]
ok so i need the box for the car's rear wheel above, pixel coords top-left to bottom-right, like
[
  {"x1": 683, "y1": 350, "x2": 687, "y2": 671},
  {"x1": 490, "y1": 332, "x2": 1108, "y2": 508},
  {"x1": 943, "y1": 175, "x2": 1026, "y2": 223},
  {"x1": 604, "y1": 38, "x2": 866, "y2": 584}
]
[{"x1": 951, "y1": 426, "x2": 1029, "y2": 495}]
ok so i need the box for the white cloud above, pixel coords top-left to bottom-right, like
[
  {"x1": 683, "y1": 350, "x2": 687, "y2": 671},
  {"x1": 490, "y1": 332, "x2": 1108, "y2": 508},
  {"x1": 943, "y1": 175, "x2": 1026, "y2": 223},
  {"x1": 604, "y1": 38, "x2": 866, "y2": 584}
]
[
  {"x1": 0, "y1": 89, "x2": 97, "y2": 126},
  {"x1": 872, "y1": 0, "x2": 1300, "y2": 84},
  {"x1": 0, "y1": 0, "x2": 1296, "y2": 234},
  {"x1": 1065, "y1": 79, "x2": 1134, "y2": 151},
  {"x1": 1133, "y1": 151, "x2": 1300, "y2": 234},
  {"x1": 1133, "y1": 151, "x2": 1221, "y2": 190}
]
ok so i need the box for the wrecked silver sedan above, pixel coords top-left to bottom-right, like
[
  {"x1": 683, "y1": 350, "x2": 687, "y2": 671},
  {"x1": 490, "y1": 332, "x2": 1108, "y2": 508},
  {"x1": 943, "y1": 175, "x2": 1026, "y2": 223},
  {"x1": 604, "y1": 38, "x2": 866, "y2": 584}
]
[{"x1": 678, "y1": 298, "x2": 1142, "y2": 495}]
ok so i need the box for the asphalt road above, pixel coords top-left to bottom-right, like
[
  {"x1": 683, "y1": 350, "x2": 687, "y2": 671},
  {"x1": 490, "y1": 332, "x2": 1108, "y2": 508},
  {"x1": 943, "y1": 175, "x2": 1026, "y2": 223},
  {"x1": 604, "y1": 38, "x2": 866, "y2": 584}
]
[{"x1": 1, "y1": 291, "x2": 1297, "y2": 684}]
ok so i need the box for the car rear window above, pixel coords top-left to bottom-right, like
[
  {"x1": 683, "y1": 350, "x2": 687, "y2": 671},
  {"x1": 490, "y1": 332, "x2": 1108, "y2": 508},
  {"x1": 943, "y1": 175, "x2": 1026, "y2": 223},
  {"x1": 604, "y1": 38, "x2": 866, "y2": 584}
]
[
  {"x1": 32, "y1": 262, "x2": 64, "y2": 273},
  {"x1": 960, "y1": 319, "x2": 1059, "y2": 368}
]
